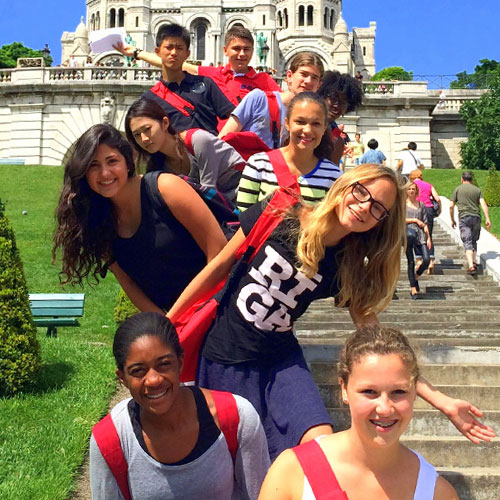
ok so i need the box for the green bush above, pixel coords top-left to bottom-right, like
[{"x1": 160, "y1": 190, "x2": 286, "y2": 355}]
[
  {"x1": 0, "y1": 200, "x2": 41, "y2": 396},
  {"x1": 113, "y1": 288, "x2": 139, "y2": 324},
  {"x1": 484, "y1": 167, "x2": 500, "y2": 206}
]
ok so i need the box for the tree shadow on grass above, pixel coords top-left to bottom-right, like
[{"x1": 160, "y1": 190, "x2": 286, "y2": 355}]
[{"x1": 25, "y1": 362, "x2": 75, "y2": 395}]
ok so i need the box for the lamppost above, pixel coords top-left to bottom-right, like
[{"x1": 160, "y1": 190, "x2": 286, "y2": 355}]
[{"x1": 41, "y1": 44, "x2": 51, "y2": 66}]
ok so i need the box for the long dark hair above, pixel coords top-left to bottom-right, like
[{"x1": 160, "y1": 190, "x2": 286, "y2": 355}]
[
  {"x1": 125, "y1": 98, "x2": 188, "y2": 173},
  {"x1": 52, "y1": 124, "x2": 135, "y2": 285},
  {"x1": 285, "y1": 92, "x2": 333, "y2": 160}
]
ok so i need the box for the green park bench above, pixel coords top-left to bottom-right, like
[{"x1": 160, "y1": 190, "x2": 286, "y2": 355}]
[{"x1": 28, "y1": 293, "x2": 85, "y2": 337}]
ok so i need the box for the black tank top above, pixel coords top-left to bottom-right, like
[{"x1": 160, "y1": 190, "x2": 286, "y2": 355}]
[{"x1": 112, "y1": 171, "x2": 206, "y2": 309}]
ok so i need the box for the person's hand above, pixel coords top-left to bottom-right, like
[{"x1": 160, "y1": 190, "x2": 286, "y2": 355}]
[
  {"x1": 451, "y1": 219, "x2": 456, "y2": 229},
  {"x1": 443, "y1": 398, "x2": 496, "y2": 444},
  {"x1": 486, "y1": 219, "x2": 491, "y2": 229},
  {"x1": 113, "y1": 41, "x2": 134, "y2": 56}
]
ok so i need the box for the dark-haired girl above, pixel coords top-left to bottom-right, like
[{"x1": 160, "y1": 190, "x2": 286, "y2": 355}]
[
  {"x1": 236, "y1": 92, "x2": 342, "y2": 211},
  {"x1": 125, "y1": 98, "x2": 244, "y2": 203},
  {"x1": 53, "y1": 124, "x2": 227, "y2": 313},
  {"x1": 90, "y1": 312, "x2": 270, "y2": 499}
]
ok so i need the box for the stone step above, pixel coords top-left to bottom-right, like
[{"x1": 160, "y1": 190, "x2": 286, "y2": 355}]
[
  {"x1": 439, "y1": 468, "x2": 500, "y2": 500},
  {"x1": 318, "y1": 385, "x2": 500, "y2": 410},
  {"x1": 326, "y1": 408, "x2": 500, "y2": 436},
  {"x1": 311, "y1": 363, "x2": 500, "y2": 386},
  {"x1": 401, "y1": 437, "x2": 500, "y2": 468}
]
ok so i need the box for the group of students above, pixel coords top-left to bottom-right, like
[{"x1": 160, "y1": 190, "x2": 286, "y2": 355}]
[{"x1": 50, "y1": 21, "x2": 496, "y2": 500}]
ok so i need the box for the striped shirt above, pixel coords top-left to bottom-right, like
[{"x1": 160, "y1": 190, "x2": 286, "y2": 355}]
[{"x1": 237, "y1": 152, "x2": 342, "y2": 211}]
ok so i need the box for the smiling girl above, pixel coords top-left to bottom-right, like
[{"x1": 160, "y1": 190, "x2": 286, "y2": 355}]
[
  {"x1": 258, "y1": 325, "x2": 459, "y2": 500},
  {"x1": 90, "y1": 312, "x2": 270, "y2": 499},
  {"x1": 236, "y1": 92, "x2": 341, "y2": 211},
  {"x1": 53, "y1": 124, "x2": 227, "y2": 313}
]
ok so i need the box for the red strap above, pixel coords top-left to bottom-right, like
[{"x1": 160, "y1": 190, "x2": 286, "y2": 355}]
[
  {"x1": 210, "y1": 390, "x2": 240, "y2": 461},
  {"x1": 235, "y1": 188, "x2": 299, "y2": 262},
  {"x1": 265, "y1": 91, "x2": 281, "y2": 148},
  {"x1": 293, "y1": 440, "x2": 349, "y2": 500},
  {"x1": 92, "y1": 414, "x2": 132, "y2": 500},
  {"x1": 266, "y1": 149, "x2": 300, "y2": 193},
  {"x1": 183, "y1": 128, "x2": 201, "y2": 156},
  {"x1": 150, "y1": 81, "x2": 195, "y2": 117}
]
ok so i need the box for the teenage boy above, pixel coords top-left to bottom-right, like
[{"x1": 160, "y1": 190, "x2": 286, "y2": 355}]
[
  {"x1": 141, "y1": 24, "x2": 234, "y2": 135},
  {"x1": 450, "y1": 171, "x2": 491, "y2": 275},
  {"x1": 117, "y1": 25, "x2": 280, "y2": 105}
]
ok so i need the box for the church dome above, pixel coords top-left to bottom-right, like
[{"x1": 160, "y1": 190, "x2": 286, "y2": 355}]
[
  {"x1": 333, "y1": 12, "x2": 348, "y2": 38},
  {"x1": 75, "y1": 17, "x2": 88, "y2": 40}
]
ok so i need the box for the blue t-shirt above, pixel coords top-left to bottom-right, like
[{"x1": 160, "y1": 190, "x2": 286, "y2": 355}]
[
  {"x1": 232, "y1": 89, "x2": 287, "y2": 149},
  {"x1": 360, "y1": 149, "x2": 386, "y2": 165}
]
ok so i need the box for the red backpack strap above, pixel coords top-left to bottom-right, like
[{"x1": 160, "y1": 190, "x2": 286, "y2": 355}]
[
  {"x1": 92, "y1": 414, "x2": 132, "y2": 500},
  {"x1": 235, "y1": 188, "x2": 299, "y2": 262},
  {"x1": 264, "y1": 91, "x2": 281, "y2": 149},
  {"x1": 183, "y1": 128, "x2": 201, "y2": 155},
  {"x1": 210, "y1": 390, "x2": 240, "y2": 462},
  {"x1": 150, "y1": 81, "x2": 195, "y2": 117},
  {"x1": 293, "y1": 440, "x2": 348, "y2": 500},
  {"x1": 266, "y1": 149, "x2": 300, "y2": 193}
]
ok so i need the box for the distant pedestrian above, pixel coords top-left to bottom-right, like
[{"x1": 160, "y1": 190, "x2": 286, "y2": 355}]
[
  {"x1": 450, "y1": 171, "x2": 491, "y2": 275},
  {"x1": 351, "y1": 132, "x2": 365, "y2": 166},
  {"x1": 396, "y1": 141, "x2": 423, "y2": 178},
  {"x1": 359, "y1": 138, "x2": 386, "y2": 165}
]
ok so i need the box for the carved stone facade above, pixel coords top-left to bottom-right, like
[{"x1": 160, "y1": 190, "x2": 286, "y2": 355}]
[{"x1": 61, "y1": 0, "x2": 375, "y2": 76}]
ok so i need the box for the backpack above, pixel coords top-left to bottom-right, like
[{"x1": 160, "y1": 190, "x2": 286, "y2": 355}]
[
  {"x1": 221, "y1": 90, "x2": 282, "y2": 160},
  {"x1": 175, "y1": 186, "x2": 300, "y2": 384},
  {"x1": 292, "y1": 439, "x2": 349, "y2": 500},
  {"x1": 149, "y1": 81, "x2": 196, "y2": 117},
  {"x1": 92, "y1": 389, "x2": 240, "y2": 500}
]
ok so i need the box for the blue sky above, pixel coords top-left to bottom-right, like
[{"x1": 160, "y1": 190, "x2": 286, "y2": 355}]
[{"x1": 0, "y1": 0, "x2": 497, "y2": 79}]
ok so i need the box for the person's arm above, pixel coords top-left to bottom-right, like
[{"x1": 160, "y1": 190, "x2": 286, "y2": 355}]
[
  {"x1": 236, "y1": 155, "x2": 264, "y2": 211},
  {"x1": 232, "y1": 396, "x2": 271, "y2": 500},
  {"x1": 416, "y1": 376, "x2": 496, "y2": 444},
  {"x1": 90, "y1": 435, "x2": 124, "y2": 500},
  {"x1": 257, "y1": 448, "x2": 302, "y2": 500},
  {"x1": 449, "y1": 200, "x2": 456, "y2": 229},
  {"x1": 396, "y1": 159, "x2": 403, "y2": 172},
  {"x1": 182, "y1": 61, "x2": 201, "y2": 75},
  {"x1": 480, "y1": 198, "x2": 491, "y2": 229},
  {"x1": 430, "y1": 185, "x2": 441, "y2": 204},
  {"x1": 167, "y1": 228, "x2": 245, "y2": 322},
  {"x1": 112, "y1": 41, "x2": 162, "y2": 68},
  {"x1": 329, "y1": 137, "x2": 345, "y2": 167},
  {"x1": 109, "y1": 262, "x2": 165, "y2": 314},
  {"x1": 158, "y1": 174, "x2": 227, "y2": 262},
  {"x1": 434, "y1": 476, "x2": 460, "y2": 500},
  {"x1": 219, "y1": 115, "x2": 243, "y2": 139}
]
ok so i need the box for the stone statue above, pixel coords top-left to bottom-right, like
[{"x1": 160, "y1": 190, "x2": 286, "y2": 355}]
[
  {"x1": 256, "y1": 32, "x2": 269, "y2": 66},
  {"x1": 100, "y1": 92, "x2": 116, "y2": 125}
]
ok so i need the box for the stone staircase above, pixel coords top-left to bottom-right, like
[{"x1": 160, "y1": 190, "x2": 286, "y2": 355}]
[{"x1": 296, "y1": 224, "x2": 500, "y2": 500}]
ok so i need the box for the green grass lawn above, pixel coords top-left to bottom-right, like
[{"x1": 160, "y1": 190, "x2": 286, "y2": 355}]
[
  {"x1": 421, "y1": 169, "x2": 500, "y2": 240},
  {"x1": 0, "y1": 165, "x2": 120, "y2": 500}
]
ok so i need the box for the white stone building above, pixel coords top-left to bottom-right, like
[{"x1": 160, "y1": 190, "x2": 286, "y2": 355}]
[{"x1": 61, "y1": 0, "x2": 375, "y2": 76}]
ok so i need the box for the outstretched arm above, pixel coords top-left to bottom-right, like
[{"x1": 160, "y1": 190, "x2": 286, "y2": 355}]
[
  {"x1": 113, "y1": 41, "x2": 162, "y2": 67},
  {"x1": 416, "y1": 376, "x2": 496, "y2": 444}
]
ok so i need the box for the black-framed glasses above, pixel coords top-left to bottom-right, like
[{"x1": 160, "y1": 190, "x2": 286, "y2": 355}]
[{"x1": 351, "y1": 182, "x2": 389, "y2": 221}]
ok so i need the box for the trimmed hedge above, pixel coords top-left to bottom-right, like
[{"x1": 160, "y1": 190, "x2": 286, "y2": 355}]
[
  {"x1": 113, "y1": 288, "x2": 139, "y2": 324},
  {"x1": 484, "y1": 167, "x2": 500, "y2": 207},
  {"x1": 0, "y1": 200, "x2": 41, "y2": 396}
]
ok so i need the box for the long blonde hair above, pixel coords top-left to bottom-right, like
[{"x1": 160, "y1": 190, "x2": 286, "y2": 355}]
[{"x1": 296, "y1": 164, "x2": 406, "y2": 317}]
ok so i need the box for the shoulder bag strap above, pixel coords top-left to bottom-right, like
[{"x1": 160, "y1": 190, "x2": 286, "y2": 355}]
[
  {"x1": 92, "y1": 414, "x2": 132, "y2": 500},
  {"x1": 266, "y1": 149, "x2": 300, "y2": 193},
  {"x1": 264, "y1": 91, "x2": 281, "y2": 149},
  {"x1": 293, "y1": 440, "x2": 348, "y2": 500},
  {"x1": 150, "y1": 81, "x2": 195, "y2": 117},
  {"x1": 209, "y1": 390, "x2": 240, "y2": 462}
]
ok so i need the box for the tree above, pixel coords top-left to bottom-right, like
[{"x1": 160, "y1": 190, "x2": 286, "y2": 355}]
[
  {"x1": 451, "y1": 59, "x2": 500, "y2": 89},
  {"x1": 0, "y1": 42, "x2": 53, "y2": 68},
  {"x1": 483, "y1": 167, "x2": 500, "y2": 206},
  {"x1": 0, "y1": 199, "x2": 41, "y2": 396},
  {"x1": 460, "y1": 76, "x2": 500, "y2": 171},
  {"x1": 371, "y1": 66, "x2": 413, "y2": 81}
]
